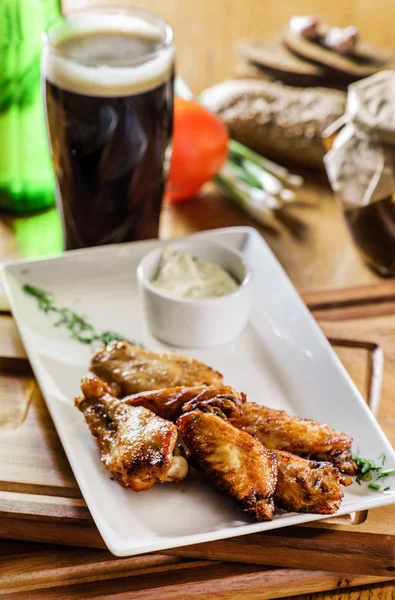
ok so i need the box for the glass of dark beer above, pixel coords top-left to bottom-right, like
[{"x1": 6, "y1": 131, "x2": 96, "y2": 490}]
[{"x1": 42, "y1": 8, "x2": 174, "y2": 250}]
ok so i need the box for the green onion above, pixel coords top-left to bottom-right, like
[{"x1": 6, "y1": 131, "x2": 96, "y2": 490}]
[
  {"x1": 174, "y1": 76, "x2": 304, "y2": 229},
  {"x1": 229, "y1": 140, "x2": 303, "y2": 189},
  {"x1": 352, "y1": 452, "x2": 393, "y2": 491},
  {"x1": 215, "y1": 143, "x2": 303, "y2": 229},
  {"x1": 214, "y1": 410, "x2": 227, "y2": 419},
  {"x1": 229, "y1": 159, "x2": 263, "y2": 189},
  {"x1": 368, "y1": 483, "x2": 382, "y2": 491},
  {"x1": 377, "y1": 469, "x2": 395, "y2": 479},
  {"x1": 215, "y1": 170, "x2": 278, "y2": 228},
  {"x1": 240, "y1": 158, "x2": 282, "y2": 195}
]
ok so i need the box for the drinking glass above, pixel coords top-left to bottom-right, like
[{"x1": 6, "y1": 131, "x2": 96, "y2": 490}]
[{"x1": 42, "y1": 8, "x2": 174, "y2": 249}]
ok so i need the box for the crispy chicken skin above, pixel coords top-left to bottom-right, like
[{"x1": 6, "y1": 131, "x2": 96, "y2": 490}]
[
  {"x1": 312, "y1": 450, "x2": 358, "y2": 476},
  {"x1": 90, "y1": 341, "x2": 223, "y2": 397},
  {"x1": 75, "y1": 376, "x2": 188, "y2": 491},
  {"x1": 231, "y1": 401, "x2": 353, "y2": 460},
  {"x1": 177, "y1": 410, "x2": 278, "y2": 521},
  {"x1": 274, "y1": 450, "x2": 345, "y2": 515},
  {"x1": 124, "y1": 385, "x2": 245, "y2": 421}
]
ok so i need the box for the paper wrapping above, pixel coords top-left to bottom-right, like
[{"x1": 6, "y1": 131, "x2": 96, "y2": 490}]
[{"x1": 324, "y1": 71, "x2": 395, "y2": 210}]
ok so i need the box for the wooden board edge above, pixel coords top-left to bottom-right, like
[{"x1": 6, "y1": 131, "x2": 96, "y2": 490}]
[
  {"x1": 3, "y1": 515, "x2": 395, "y2": 578},
  {"x1": 3, "y1": 564, "x2": 394, "y2": 599},
  {"x1": 301, "y1": 281, "x2": 395, "y2": 309},
  {"x1": 1, "y1": 553, "x2": 217, "y2": 595},
  {"x1": 0, "y1": 514, "x2": 105, "y2": 548},
  {"x1": 164, "y1": 528, "x2": 395, "y2": 578}
]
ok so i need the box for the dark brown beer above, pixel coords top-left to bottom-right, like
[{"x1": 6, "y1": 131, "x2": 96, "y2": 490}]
[
  {"x1": 345, "y1": 196, "x2": 395, "y2": 276},
  {"x1": 43, "y1": 13, "x2": 174, "y2": 249}
]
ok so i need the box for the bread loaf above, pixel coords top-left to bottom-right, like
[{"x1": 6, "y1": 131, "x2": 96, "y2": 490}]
[
  {"x1": 200, "y1": 79, "x2": 346, "y2": 169},
  {"x1": 237, "y1": 38, "x2": 335, "y2": 87},
  {"x1": 284, "y1": 24, "x2": 393, "y2": 82}
]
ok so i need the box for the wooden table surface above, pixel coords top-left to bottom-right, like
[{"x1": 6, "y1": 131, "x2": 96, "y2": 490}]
[
  {"x1": 2, "y1": 0, "x2": 394, "y2": 597},
  {"x1": 2, "y1": 181, "x2": 394, "y2": 600},
  {"x1": 62, "y1": 0, "x2": 395, "y2": 95},
  {"x1": 161, "y1": 176, "x2": 377, "y2": 291}
]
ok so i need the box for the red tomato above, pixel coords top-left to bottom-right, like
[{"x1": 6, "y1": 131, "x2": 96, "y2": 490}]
[{"x1": 166, "y1": 97, "x2": 229, "y2": 203}]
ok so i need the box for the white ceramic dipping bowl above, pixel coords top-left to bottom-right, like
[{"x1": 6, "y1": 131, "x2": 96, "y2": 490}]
[{"x1": 137, "y1": 240, "x2": 253, "y2": 348}]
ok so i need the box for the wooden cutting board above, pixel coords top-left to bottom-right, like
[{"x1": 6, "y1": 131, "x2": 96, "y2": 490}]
[
  {"x1": 2, "y1": 538, "x2": 393, "y2": 599},
  {"x1": 3, "y1": 538, "x2": 394, "y2": 599},
  {"x1": 1, "y1": 282, "x2": 395, "y2": 580}
]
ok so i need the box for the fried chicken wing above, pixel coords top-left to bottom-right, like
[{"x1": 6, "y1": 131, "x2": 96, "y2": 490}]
[
  {"x1": 124, "y1": 385, "x2": 245, "y2": 421},
  {"x1": 90, "y1": 341, "x2": 223, "y2": 397},
  {"x1": 231, "y1": 401, "x2": 353, "y2": 461},
  {"x1": 311, "y1": 450, "x2": 358, "y2": 476},
  {"x1": 75, "y1": 376, "x2": 188, "y2": 491},
  {"x1": 274, "y1": 450, "x2": 345, "y2": 515},
  {"x1": 177, "y1": 410, "x2": 278, "y2": 521}
]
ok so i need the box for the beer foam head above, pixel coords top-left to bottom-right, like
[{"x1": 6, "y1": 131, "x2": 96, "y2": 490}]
[{"x1": 42, "y1": 10, "x2": 174, "y2": 97}]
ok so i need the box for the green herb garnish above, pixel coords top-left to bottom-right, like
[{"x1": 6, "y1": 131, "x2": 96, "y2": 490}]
[
  {"x1": 352, "y1": 452, "x2": 394, "y2": 492},
  {"x1": 193, "y1": 415, "x2": 200, "y2": 423},
  {"x1": 23, "y1": 284, "x2": 142, "y2": 347},
  {"x1": 214, "y1": 410, "x2": 227, "y2": 419},
  {"x1": 353, "y1": 455, "x2": 382, "y2": 485},
  {"x1": 368, "y1": 483, "x2": 382, "y2": 491},
  {"x1": 368, "y1": 482, "x2": 392, "y2": 492},
  {"x1": 377, "y1": 469, "x2": 395, "y2": 479}
]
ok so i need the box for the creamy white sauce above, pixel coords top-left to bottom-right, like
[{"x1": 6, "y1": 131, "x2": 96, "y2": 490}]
[{"x1": 151, "y1": 246, "x2": 239, "y2": 299}]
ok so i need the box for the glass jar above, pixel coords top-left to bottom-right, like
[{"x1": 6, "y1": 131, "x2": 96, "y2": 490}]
[{"x1": 324, "y1": 71, "x2": 395, "y2": 277}]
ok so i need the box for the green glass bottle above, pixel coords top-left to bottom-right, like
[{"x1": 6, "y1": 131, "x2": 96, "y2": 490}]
[{"x1": 0, "y1": 0, "x2": 60, "y2": 213}]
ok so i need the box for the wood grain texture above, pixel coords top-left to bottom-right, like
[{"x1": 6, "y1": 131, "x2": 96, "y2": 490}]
[
  {"x1": 1, "y1": 282, "x2": 394, "y2": 599},
  {"x1": 0, "y1": 321, "x2": 381, "y2": 530},
  {"x1": 61, "y1": 0, "x2": 394, "y2": 95},
  {"x1": 1, "y1": 2, "x2": 394, "y2": 598},
  {"x1": 0, "y1": 213, "x2": 393, "y2": 599},
  {"x1": 43, "y1": 0, "x2": 391, "y2": 294},
  {"x1": 291, "y1": 581, "x2": 395, "y2": 600},
  {"x1": 160, "y1": 182, "x2": 378, "y2": 291},
  {"x1": 1, "y1": 539, "x2": 217, "y2": 595},
  {"x1": 1, "y1": 287, "x2": 395, "y2": 587},
  {"x1": 0, "y1": 178, "x2": 379, "y2": 294},
  {"x1": 2, "y1": 569, "x2": 392, "y2": 599},
  {"x1": 1, "y1": 538, "x2": 392, "y2": 599},
  {"x1": 166, "y1": 528, "x2": 395, "y2": 577}
]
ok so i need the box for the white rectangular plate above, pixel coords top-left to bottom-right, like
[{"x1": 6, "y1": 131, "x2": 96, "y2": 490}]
[{"x1": 3, "y1": 226, "x2": 395, "y2": 557}]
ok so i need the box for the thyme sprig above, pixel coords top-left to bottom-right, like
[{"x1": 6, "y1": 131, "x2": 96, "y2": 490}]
[
  {"x1": 352, "y1": 452, "x2": 394, "y2": 492},
  {"x1": 23, "y1": 284, "x2": 141, "y2": 347}
]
